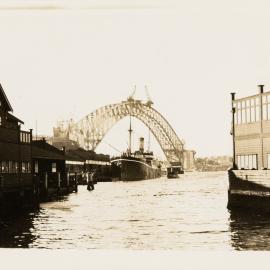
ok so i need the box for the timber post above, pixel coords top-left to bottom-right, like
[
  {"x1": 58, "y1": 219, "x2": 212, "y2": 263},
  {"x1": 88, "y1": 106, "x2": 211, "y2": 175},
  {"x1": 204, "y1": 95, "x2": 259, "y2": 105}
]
[
  {"x1": 57, "y1": 172, "x2": 61, "y2": 193},
  {"x1": 44, "y1": 172, "x2": 48, "y2": 198},
  {"x1": 75, "y1": 172, "x2": 78, "y2": 193},
  {"x1": 67, "y1": 173, "x2": 70, "y2": 192},
  {"x1": 231, "y1": 92, "x2": 237, "y2": 169},
  {"x1": 0, "y1": 175, "x2": 4, "y2": 200}
]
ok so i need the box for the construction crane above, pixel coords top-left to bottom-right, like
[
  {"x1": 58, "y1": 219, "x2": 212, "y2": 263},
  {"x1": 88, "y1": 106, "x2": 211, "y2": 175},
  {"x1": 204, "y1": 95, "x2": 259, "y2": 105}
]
[
  {"x1": 145, "y1": 85, "x2": 154, "y2": 107},
  {"x1": 127, "y1": 85, "x2": 136, "y2": 102}
]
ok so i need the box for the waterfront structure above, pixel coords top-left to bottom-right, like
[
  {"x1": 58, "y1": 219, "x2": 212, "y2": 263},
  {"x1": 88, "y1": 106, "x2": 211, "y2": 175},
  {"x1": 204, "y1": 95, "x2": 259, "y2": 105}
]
[
  {"x1": 228, "y1": 85, "x2": 270, "y2": 211},
  {"x1": 52, "y1": 95, "x2": 196, "y2": 171},
  {"x1": 31, "y1": 139, "x2": 77, "y2": 199},
  {"x1": 32, "y1": 139, "x2": 66, "y2": 176},
  {"x1": 65, "y1": 148, "x2": 111, "y2": 183},
  {"x1": 0, "y1": 84, "x2": 36, "y2": 210},
  {"x1": 0, "y1": 84, "x2": 78, "y2": 211}
]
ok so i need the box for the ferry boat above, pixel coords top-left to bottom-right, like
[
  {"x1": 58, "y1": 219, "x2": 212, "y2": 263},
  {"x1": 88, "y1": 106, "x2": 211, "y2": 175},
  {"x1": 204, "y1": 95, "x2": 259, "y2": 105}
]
[
  {"x1": 110, "y1": 117, "x2": 161, "y2": 181},
  {"x1": 228, "y1": 85, "x2": 270, "y2": 212}
]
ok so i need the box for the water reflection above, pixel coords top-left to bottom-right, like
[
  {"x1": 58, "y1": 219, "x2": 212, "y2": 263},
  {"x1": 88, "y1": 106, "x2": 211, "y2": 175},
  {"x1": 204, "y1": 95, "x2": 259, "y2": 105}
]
[
  {"x1": 0, "y1": 211, "x2": 38, "y2": 248},
  {"x1": 229, "y1": 209, "x2": 270, "y2": 250},
  {"x1": 1, "y1": 172, "x2": 270, "y2": 250},
  {"x1": 0, "y1": 196, "x2": 71, "y2": 248}
]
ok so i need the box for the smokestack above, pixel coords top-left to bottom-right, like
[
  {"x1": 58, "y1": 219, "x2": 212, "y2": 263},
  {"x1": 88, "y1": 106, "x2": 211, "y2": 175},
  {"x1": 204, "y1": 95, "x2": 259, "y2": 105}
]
[
  {"x1": 258, "y1": 85, "x2": 264, "y2": 94},
  {"x1": 139, "y1": 137, "x2": 144, "y2": 153}
]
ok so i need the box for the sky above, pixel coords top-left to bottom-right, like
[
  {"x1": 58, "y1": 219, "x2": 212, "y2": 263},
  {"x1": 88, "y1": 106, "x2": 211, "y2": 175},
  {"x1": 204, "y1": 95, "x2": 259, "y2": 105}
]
[{"x1": 1, "y1": 0, "x2": 270, "y2": 158}]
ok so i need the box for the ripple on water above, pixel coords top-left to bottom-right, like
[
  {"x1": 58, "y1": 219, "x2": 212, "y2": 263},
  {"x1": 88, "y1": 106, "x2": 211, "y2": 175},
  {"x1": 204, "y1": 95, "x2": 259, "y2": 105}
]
[{"x1": 0, "y1": 172, "x2": 269, "y2": 250}]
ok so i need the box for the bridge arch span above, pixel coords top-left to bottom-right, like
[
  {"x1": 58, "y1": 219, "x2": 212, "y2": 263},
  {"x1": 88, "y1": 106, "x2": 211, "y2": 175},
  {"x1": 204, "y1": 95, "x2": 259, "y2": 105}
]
[{"x1": 56, "y1": 99, "x2": 185, "y2": 164}]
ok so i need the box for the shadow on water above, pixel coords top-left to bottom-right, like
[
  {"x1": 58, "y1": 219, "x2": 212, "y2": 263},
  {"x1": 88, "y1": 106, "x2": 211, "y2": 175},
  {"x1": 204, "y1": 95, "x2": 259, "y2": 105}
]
[
  {"x1": 0, "y1": 195, "x2": 71, "y2": 248},
  {"x1": 229, "y1": 209, "x2": 270, "y2": 251},
  {"x1": 0, "y1": 210, "x2": 39, "y2": 248}
]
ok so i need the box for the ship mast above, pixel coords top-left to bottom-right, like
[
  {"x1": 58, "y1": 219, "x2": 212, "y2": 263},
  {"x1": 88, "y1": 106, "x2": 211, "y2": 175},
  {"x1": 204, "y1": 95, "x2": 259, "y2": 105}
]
[
  {"x1": 127, "y1": 85, "x2": 136, "y2": 156},
  {"x1": 128, "y1": 113, "x2": 133, "y2": 156}
]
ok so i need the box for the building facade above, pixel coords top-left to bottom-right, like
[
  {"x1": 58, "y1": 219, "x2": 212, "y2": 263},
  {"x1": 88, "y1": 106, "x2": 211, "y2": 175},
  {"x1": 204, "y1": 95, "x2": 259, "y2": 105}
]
[
  {"x1": 0, "y1": 84, "x2": 33, "y2": 190},
  {"x1": 232, "y1": 85, "x2": 270, "y2": 170}
]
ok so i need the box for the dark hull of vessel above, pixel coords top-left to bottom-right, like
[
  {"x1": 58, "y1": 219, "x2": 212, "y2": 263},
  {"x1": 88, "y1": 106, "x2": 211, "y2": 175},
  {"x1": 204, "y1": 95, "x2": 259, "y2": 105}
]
[
  {"x1": 228, "y1": 169, "x2": 270, "y2": 213},
  {"x1": 111, "y1": 158, "x2": 161, "y2": 181},
  {"x1": 167, "y1": 173, "x2": 179, "y2": 179}
]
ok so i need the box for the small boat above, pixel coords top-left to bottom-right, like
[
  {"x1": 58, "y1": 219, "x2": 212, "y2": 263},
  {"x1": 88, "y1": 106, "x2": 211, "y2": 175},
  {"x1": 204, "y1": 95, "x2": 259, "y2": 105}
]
[{"x1": 167, "y1": 166, "x2": 184, "y2": 178}]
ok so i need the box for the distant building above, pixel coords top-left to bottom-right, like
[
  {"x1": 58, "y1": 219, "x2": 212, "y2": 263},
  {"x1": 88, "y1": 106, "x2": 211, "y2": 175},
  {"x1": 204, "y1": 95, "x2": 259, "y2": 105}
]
[{"x1": 51, "y1": 119, "x2": 80, "y2": 150}]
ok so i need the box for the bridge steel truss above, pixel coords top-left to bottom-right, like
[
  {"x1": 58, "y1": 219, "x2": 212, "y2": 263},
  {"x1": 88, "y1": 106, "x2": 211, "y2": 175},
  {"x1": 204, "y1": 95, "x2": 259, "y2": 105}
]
[{"x1": 68, "y1": 100, "x2": 185, "y2": 164}]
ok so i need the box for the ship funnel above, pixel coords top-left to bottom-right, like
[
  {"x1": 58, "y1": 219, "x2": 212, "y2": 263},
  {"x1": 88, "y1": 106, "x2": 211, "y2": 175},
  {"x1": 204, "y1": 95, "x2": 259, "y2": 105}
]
[{"x1": 139, "y1": 137, "x2": 144, "y2": 153}]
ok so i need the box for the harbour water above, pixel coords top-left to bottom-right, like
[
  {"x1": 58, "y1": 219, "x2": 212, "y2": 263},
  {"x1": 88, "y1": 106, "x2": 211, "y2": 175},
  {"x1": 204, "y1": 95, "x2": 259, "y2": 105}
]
[{"x1": 1, "y1": 171, "x2": 270, "y2": 250}]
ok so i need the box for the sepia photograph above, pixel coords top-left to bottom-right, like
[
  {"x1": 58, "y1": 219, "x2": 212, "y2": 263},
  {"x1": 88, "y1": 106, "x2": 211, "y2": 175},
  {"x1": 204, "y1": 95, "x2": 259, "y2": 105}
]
[{"x1": 0, "y1": 0, "x2": 270, "y2": 269}]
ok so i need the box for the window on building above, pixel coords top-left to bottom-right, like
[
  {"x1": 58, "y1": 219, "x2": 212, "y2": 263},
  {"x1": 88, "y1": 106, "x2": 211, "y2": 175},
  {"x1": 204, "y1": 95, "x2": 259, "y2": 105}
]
[
  {"x1": 246, "y1": 106, "x2": 251, "y2": 123},
  {"x1": 262, "y1": 95, "x2": 268, "y2": 120},
  {"x1": 263, "y1": 94, "x2": 270, "y2": 120},
  {"x1": 0, "y1": 161, "x2": 21, "y2": 173},
  {"x1": 21, "y1": 162, "x2": 26, "y2": 173},
  {"x1": 19, "y1": 132, "x2": 31, "y2": 143},
  {"x1": 52, "y1": 163, "x2": 57, "y2": 173},
  {"x1": 2, "y1": 161, "x2": 8, "y2": 173},
  {"x1": 0, "y1": 116, "x2": 2, "y2": 125},
  {"x1": 8, "y1": 161, "x2": 13, "y2": 173},
  {"x1": 267, "y1": 154, "x2": 270, "y2": 169},
  {"x1": 234, "y1": 98, "x2": 262, "y2": 125},
  {"x1": 237, "y1": 105, "x2": 241, "y2": 124},
  {"x1": 255, "y1": 104, "x2": 260, "y2": 122},
  {"x1": 251, "y1": 99, "x2": 255, "y2": 122},
  {"x1": 15, "y1": 162, "x2": 19, "y2": 173},
  {"x1": 34, "y1": 161, "x2": 39, "y2": 173},
  {"x1": 241, "y1": 101, "x2": 246, "y2": 123},
  {"x1": 25, "y1": 162, "x2": 31, "y2": 173},
  {"x1": 237, "y1": 154, "x2": 257, "y2": 169}
]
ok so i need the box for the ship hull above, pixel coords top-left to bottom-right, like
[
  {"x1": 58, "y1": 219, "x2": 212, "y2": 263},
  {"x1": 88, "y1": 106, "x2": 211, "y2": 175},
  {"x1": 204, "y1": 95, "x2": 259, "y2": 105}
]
[
  {"x1": 228, "y1": 169, "x2": 270, "y2": 212},
  {"x1": 111, "y1": 158, "x2": 161, "y2": 181}
]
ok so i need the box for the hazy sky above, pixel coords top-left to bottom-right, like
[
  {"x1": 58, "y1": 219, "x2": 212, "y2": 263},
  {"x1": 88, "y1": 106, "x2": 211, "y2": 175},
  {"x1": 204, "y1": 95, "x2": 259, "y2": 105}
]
[{"x1": 1, "y1": 0, "x2": 270, "y2": 158}]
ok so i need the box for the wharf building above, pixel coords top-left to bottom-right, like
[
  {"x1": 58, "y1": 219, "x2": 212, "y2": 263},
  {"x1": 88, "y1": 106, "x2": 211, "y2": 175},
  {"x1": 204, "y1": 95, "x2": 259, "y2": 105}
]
[
  {"x1": 232, "y1": 85, "x2": 270, "y2": 169},
  {"x1": 0, "y1": 84, "x2": 35, "y2": 209},
  {"x1": 0, "y1": 84, "x2": 79, "y2": 211},
  {"x1": 228, "y1": 85, "x2": 270, "y2": 212}
]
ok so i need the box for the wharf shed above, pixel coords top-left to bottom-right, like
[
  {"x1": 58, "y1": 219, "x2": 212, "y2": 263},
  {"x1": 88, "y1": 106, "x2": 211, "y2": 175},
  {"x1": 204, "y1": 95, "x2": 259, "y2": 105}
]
[
  {"x1": 31, "y1": 139, "x2": 79, "y2": 199},
  {"x1": 65, "y1": 148, "x2": 111, "y2": 182},
  {"x1": 0, "y1": 84, "x2": 34, "y2": 209},
  {"x1": 232, "y1": 85, "x2": 270, "y2": 170},
  {"x1": 228, "y1": 85, "x2": 270, "y2": 212},
  {"x1": 32, "y1": 139, "x2": 65, "y2": 175}
]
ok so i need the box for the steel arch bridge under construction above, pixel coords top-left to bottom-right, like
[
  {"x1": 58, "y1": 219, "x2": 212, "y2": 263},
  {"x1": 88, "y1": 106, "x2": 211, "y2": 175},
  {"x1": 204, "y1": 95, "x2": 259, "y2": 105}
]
[{"x1": 54, "y1": 97, "x2": 194, "y2": 166}]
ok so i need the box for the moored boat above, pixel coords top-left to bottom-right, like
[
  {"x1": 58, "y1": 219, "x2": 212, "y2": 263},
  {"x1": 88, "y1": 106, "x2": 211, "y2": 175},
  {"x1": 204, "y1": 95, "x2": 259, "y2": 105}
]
[
  {"x1": 110, "y1": 116, "x2": 161, "y2": 181},
  {"x1": 166, "y1": 165, "x2": 183, "y2": 178},
  {"x1": 111, "y1": 154, "x2": 161, "y2": 181}
]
